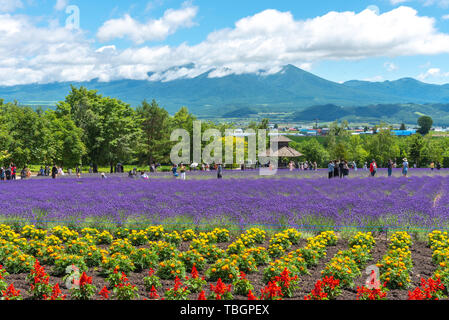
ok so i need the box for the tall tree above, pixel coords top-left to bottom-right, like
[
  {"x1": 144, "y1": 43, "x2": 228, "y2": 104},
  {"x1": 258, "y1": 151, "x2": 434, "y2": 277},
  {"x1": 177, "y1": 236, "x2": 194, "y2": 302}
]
[
  {"x1": 408, "y1": 134, "x2": 425, "y2": 167},
  {"x1": 57, "y1": 86, "x2": 139, "y2": 167},
  {"x1": 417, "y1": 116, "x2": 433, "y2": 135},
  {"x1": 136, "y1": 99, "x2": 172, "y2": 166}
]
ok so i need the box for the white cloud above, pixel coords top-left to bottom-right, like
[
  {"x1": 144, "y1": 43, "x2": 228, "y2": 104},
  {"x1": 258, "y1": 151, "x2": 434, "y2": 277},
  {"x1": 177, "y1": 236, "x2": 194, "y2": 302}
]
[
  {"x1": 443, "y1": 14, "x2": 449, "y2": 19},
  {"x1": 384, "y1": 62, "x2": 399, "y2": 71},
  {"x1": 417, "y1": 67, "x2": 449, "y2": 80},
  {"x1": 97, "y1": 2, "x2": 198, "y2": 44},
  {"x1": 3, "y1": 6, "x2": 449, "y2": 85},
  {"x1": 54, "y1": 0, "x2": 69, "y2": 11},
  {"x1": 299, "y1": 63, "x2": 313, "y2": 71},
  {"x1": 0, "y1": 0, "x2": 23, "y2": 12}
]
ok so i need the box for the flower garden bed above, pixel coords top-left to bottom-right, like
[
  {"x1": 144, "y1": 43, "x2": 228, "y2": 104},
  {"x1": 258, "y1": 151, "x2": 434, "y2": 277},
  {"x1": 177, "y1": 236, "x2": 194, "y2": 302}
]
[{"x1": 1, "y1": 224, "x2": 448, "y2": 300}]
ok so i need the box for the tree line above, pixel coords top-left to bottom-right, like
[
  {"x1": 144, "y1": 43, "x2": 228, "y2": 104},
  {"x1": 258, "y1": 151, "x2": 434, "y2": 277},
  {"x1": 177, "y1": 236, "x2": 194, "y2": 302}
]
[
  {"x1": 0, "y1": 86, "x2": 447, "y2": 170},
  {"x1": 0, "y1": 86, "x2": 235, "y2": 169},
  {"x1": 289, "y1": 120, "x2": 449, "y2": 168}
]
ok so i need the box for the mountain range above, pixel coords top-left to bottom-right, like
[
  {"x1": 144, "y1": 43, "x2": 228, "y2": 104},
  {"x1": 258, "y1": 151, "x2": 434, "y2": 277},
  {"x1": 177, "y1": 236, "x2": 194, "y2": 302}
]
[{"x1": 1, "y1": 64, "x2": 449, "y2": 124}]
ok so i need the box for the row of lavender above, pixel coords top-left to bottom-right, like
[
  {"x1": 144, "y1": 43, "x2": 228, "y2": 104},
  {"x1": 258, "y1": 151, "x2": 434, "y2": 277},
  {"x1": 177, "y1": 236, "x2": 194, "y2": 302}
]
[{"x1": 0, "y1": 174, "x2": 448, "y2": 230}]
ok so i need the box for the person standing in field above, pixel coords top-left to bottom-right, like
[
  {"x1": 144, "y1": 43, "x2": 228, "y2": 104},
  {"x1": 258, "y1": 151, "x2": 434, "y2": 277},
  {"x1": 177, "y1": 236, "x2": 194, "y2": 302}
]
[
  {"x1": 289, "y1": 161, "x2": 294, "y2": 172},
  {"x1": 51, "y1": 164, "x2": 58, "y2": 179},
  {"x1": 5, "y1": 166, "x2": 11, "y2": 180},
  {"x1": 387, "y1": 159, "x2": 393, "y2": 177},
  {"x1": 343, "y1": 161, "x2": 350, "y2": 178},
  {"x1": 353, "y1": 161, "x2": 358, "y2": 172},
  {"x1": 328, "y1": 160, "x2": 334, "y2": 179},
  {"x1": 217, "y1": 164, "x2": 223, "y2": 179},
  {"x1": 339, "y1": 160, "x2": 345, "y2": 179},
  {"x1": 180, "y1": 163, "x2": 186, "y2": 180},
  {"x1": 172, "y1": 164, "x2": 178, "y2": 178},
  {"x1": 11, "y1": 163, "x2": 16, "y2": 180},
  {"x1": 0, "y1": 167, "x2": 4, "y2": 181},
  {"x1": 437, "y1": 162, "x2": 441, "y2": 170},
  {"x1": 402, "y1": 158, "x2": 409, "y2": 177},
  {"x1": 363, "y1": 162, "x2": 368, "y2": 171},
  {"x1": 20, "y1": 167, "x2": 26, "y2": 179},
  {"x1": 333, "y1": 160, "x2": 339, "y2": 178},
  {"x1": 58, "y1": 166, "x2": 65, "y2": 176},
  {"x1": 430, "y1": 162, "x2": 435, "y2": 172},
  {"x1": 370, "y1": 159, "x2": 377, "y2": 177}
]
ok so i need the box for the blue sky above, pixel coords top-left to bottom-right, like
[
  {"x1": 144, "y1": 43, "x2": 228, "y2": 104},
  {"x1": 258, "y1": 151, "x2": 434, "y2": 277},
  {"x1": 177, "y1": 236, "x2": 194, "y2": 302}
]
[{"x1": 2, "y1": 0, "x2": 449, "y2": 85}]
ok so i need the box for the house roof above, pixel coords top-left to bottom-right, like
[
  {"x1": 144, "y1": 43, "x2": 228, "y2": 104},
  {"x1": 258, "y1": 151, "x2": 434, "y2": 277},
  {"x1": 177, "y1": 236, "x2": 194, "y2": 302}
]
[
  {"x1": 259, "y1": 147, "x2": 303, "y2": 158},
  {"x1": 269, "y1": 135, "x2": 293, "y2": 143}
]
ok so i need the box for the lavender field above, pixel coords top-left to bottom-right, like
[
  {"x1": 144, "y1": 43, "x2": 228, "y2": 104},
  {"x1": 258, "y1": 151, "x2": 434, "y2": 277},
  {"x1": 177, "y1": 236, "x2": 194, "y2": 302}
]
[{"x1": 1, "y1": 170, "x2": 448, "y2": 232}]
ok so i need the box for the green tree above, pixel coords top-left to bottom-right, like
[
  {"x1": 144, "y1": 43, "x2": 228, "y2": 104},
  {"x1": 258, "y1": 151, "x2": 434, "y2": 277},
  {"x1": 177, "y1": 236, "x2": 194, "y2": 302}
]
[
  {"x1": 57, "y1": 86, "x2": 139, "y2": 168},
  {"x1": 366, "y1": 129, "x2": 399, "y2": 166},
  {"x1": 417, "y1": 116, "x2": 433, "y2": 135},
  {"x1": 408, "y1": 134, "x2": 425, "y2": 167},
  {"x1": 136, "y1": 99, "x2": 172, "y2": 166},
  {"x1": 44, "y1": 111, "x2": 86, "y2": 167},
  {"x1": 293, "y1": 138, "x2": 329, "y2": 167},
  {"x1": 347, "y1": 135, "x2": 368, "y2": 165}
]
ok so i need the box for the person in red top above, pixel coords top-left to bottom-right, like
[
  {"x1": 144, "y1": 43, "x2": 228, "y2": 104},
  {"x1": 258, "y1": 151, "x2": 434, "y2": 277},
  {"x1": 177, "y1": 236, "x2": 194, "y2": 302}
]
[
  {"x1": 10, "y1": 163, "x2": 16, "y2": 180},
  {"x1": 369, "y1": 159, "x2": 377, "y2": 177}
]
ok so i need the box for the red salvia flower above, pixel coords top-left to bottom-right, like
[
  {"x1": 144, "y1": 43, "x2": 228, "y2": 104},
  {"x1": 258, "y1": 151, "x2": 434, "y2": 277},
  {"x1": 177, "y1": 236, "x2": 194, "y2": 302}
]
[
  {"x1": 198, "y1": 290, "x2": 207, "y2": 300},
  {"x1": 99, "y1": 286, "x2": 110, "y2": 300}
]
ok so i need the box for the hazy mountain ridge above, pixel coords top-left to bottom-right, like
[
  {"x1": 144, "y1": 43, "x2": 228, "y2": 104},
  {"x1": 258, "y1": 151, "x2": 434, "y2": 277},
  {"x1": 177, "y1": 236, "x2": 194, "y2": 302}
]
[{"x1": 0, "y1": 64, "x2": 449, "y2": 123}]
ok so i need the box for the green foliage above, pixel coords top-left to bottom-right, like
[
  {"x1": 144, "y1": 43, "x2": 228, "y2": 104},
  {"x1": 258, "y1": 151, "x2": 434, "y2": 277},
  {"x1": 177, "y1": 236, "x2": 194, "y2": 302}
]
[
  {"x1": 417, "y1": 116, "x2": 433, "y2": 135},
  {"x1": 136, "y1": 99, "x2": 172, "y2": 165}
]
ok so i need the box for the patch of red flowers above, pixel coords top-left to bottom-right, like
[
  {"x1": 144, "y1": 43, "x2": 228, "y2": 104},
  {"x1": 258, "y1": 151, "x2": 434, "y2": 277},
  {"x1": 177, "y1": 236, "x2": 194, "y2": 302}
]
[
  {"x1": 247, "y1": 290, "x2": 258, "y2": 300},
  {"x1": 260, "y1": 281, "x2": 283, "y2": 300},
  {"x1": 356, "y1": 284, "x2": 388, "y2": 300},
  {"x1": 198, "y1": 290, "x2": 207, "y2": 300},
  {"x1": 29, "y1": 259, "x2": 50, "y2": 290},
  {"x1": 45, "y1": 283, "x2": 66, "y2": 300},
  {"x1": 2, "y1": 283, "x2": 21, "y2": 300},
  {"x1": 99, "y1": 286, "x2": 110, "y2": 300},
  {"x1": 274, "y1": 268, "x2": 298, "y2": 296},
  {"x1": 210, "y1": 278, "x2": 232, "y2": 300},
  {"x1": 115, "y1": 272, "x2": 136, "y2": 290},
  {"x1": 149, "y1": 286, "x2": 160, "y2": 300},
  {"x1": 408, "y1": 277, "x2": 445, "y2": 300},
  {"x1": 304, "y1": 276, "x2": 340, "y2": 300},
  {"x1": 79, "y1": 272, "x2": 93, "y2": 287}
]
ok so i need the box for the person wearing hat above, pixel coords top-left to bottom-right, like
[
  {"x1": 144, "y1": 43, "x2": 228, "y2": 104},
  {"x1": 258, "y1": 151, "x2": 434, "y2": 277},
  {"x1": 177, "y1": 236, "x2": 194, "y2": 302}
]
[{"x1": 402, "y1": 158, "x2": 409, "y2": 177}]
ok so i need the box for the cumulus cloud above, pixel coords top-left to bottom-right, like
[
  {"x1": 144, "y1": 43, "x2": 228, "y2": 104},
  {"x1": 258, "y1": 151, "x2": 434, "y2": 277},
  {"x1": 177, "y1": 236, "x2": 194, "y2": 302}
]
[
  {"x1": 0, "y1": 0, "x2": 23, "y2": 12},
  {"x1": 97, "y1": 2, "x2": 198, "y2": 44},
  {"x1": 2, "y1": 6, "x2": 449, "y2": 85},
  {"x1": 417, "y1": 67, "x2": 449, "y2": 80}
]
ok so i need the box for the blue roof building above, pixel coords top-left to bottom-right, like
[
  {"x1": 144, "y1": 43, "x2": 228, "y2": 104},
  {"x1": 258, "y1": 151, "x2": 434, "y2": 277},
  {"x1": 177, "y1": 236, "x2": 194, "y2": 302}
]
[{"x1": 392, "y1": 130, "x2": 416, "y2": 136}]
